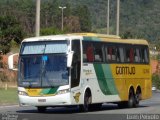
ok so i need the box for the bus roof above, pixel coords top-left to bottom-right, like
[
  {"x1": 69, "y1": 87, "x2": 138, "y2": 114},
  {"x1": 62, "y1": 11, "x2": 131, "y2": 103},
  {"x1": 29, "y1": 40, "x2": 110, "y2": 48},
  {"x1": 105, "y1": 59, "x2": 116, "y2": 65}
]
[
  {"x1": 100, "y1": 38, "x2": 149, "y2": 45},
  {"x1": 22, "y1": 34, "x2": 83, "y2": 42},
  {"x1": 70, "y1": 33, "x2": 121, "y2": 39},
  {"x1": 22, "y1": 33, "x2": 148, "y2": 45},
  {"x1": 72, "y1": 33, "x2": 148, "y2": 45}
]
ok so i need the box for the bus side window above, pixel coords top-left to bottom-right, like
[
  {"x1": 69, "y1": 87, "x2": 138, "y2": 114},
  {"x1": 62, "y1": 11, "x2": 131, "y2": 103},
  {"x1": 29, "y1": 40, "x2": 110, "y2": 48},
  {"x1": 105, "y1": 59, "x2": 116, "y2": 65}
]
[
  {"x1": 134, "y1": 48, "x2": 140, "y2": 63},
  {"x1": 102, "y1": 45, "x2": 105, "y2": 62},
  {"x1": 108, "y1": 47, "x2": 112, "y2": 62},
  {"x1": 112, "y1": 47, "x2": 116, "y2": 61},
  {"x1": 140, "y1": 47, "x2": 149, "y2": 64},
  {"x1": 94, "y1": 43, "x2": 103, "y2": 62},
  {"x1": 125, "y1": 48, "x2": 130, "y2": 62},
  {"x1": 86, "y1": 45, "x2": 94, "y2": 62},
  {"x1": 105, "y1": 47, "x2": 109, "y2": 62},
  {"x1": 119, "y1": 47, "x2": 125, "y2": 63},
  {"x1": 83, "y1": 54, "x2": 87, "y2": 62},
  {"x1": 116, "y1": 47, "x2": 120, "y2": 62},
  {"x1": 144, "y1": 48, "x2": 149, "y2": 63},
  {"x1": 106, "y1": 46, "x2": 117, "y2": 63},
  {"x1": 130, "y1": 48, "x2": 134, "y2": 63},
  {"x1": 83, "y1": 42, "x2": 94, "y2": 62},
  {"x1": 125, "y1": 47, "x2": 134, "y2": 63}
]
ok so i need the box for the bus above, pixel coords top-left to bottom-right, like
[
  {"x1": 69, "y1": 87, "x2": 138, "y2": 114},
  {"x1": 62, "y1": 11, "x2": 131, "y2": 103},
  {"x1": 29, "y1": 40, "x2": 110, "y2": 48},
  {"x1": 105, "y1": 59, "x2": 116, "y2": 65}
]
[{"x1": 8, "y1": 33, "x2": 152, "y2": 112}]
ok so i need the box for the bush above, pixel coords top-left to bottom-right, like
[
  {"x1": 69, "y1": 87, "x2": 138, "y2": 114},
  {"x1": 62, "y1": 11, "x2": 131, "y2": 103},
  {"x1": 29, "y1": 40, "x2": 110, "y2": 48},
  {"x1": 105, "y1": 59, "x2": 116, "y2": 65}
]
[
  {"x1": 0, "y1": 55, "x2": 3, "y2": 68},
  {"x1": 40, "y1": 27, "x2": 64, "y2": 36},
  {"x1": 0, "y1": 72, "x2": 8, "y2": 82},
  {"x1": 152, "y1": 74, "x2": 160, "y2": 90}
]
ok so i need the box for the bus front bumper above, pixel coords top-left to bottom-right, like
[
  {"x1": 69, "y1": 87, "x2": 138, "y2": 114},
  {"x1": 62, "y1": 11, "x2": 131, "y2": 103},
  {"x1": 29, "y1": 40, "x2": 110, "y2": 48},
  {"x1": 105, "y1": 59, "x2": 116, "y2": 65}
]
[{"x1": 18, "y1": 93, "x2": 72, "y2": 107}]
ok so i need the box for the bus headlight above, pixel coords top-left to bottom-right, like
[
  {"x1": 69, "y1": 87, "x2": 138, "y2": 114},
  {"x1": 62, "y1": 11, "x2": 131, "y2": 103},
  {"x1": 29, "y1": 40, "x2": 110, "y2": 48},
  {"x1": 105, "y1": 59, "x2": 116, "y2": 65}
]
[
  {"x1": 18, "y1": 91, "x2": 28, "y2": 96},
  {"x1": 57, "y1": 89, "x2": 70, "y2": 95}
]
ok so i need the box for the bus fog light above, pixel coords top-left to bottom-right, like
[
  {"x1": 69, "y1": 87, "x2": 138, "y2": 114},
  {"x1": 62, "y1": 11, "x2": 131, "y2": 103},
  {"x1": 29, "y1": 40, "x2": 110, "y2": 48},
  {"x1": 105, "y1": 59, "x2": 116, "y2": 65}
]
[
  {"x1": 57, "y1": 89, "x2": 70, "y2": 95},
  {"x1": 18, "y1": 91, "x2": 28, "y2": 96}
]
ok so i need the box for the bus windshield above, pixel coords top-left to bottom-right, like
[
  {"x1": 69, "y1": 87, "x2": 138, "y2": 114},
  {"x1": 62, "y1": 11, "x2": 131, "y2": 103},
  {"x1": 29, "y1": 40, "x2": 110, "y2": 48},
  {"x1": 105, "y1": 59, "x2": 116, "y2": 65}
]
[{"x1": 19, "y1": 41, "x2": 69, "y2": 88}]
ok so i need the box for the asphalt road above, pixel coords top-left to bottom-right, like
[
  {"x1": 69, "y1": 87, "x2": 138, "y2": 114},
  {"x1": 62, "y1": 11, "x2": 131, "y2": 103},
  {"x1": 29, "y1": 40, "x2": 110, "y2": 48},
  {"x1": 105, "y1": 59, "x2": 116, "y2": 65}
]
[{"x1": 0, "y1": 91, "x2": 160, "y2": 120}]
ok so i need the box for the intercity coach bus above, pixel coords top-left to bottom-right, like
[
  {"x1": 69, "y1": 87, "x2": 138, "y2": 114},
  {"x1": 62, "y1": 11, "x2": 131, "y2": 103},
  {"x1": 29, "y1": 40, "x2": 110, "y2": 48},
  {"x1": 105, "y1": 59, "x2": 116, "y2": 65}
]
[{"x1": 8, "y1": 33, "x2": 152, "y2": 112}]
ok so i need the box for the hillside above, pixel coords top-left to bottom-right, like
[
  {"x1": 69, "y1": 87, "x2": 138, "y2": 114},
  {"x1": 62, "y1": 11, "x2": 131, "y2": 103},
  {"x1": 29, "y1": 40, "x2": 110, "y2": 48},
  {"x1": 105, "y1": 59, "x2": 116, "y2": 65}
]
[
  {"x1": 61, "y1": 0, "x2": 160, "y2": 42},
  {"x1": 1, "y1": 0, "x2": 160, "y2": 42}
]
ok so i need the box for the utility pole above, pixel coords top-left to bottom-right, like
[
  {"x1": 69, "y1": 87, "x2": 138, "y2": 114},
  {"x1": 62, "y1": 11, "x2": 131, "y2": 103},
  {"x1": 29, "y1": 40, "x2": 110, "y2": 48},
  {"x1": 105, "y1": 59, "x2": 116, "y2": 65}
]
[
  {"x1": 35, "y1": 0, "x2": 40, "y2": 37},
  {"x1": 116, "y1": 0, "x2": 120, "y2": 36},
  {"x1": 59, "y1": 6, "x2": 66, "y2": 31},
  {"x1": 107, "y1": 0, "x2": 110, "y2": 35}
]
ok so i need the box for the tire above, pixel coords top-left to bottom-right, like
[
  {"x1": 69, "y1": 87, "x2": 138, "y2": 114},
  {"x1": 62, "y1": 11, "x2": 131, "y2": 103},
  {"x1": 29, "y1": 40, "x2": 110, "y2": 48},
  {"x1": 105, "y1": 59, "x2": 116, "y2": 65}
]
[
  {"x1": 134, "y1": 91, "x2": 141, "y2": 107},
  {"x1": 37, "y1": 106, "x2": 46, "y2": 113},
  {"x1": 128, "y1": 90, "x2": 136, "y2": 108},
  {"x1": 79, "y1": 91, "x2": 91, "y2": 112}
]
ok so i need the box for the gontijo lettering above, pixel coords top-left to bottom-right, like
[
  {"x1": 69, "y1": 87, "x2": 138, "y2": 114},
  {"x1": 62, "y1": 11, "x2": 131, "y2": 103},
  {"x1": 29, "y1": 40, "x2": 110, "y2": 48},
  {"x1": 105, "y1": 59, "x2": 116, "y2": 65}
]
[{"x1": 116, "y1": 66, "x2": 135, "y2": 75}]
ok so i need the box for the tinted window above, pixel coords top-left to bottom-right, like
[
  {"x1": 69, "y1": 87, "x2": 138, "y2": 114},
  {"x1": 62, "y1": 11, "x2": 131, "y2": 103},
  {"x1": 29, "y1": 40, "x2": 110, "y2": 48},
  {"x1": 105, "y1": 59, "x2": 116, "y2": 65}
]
[
  {"x1": 83, "y1": 41, "x2": 149, "y2": 64},
  {"x1": 71, "y1": 40, "x2": 81, "y2": 88},
  {"x1": 83, "y1": 42, "x2": 94, "y2": 62},
  {"x1": 94, "y1": 43, "x2": 104, "y2": 62}
]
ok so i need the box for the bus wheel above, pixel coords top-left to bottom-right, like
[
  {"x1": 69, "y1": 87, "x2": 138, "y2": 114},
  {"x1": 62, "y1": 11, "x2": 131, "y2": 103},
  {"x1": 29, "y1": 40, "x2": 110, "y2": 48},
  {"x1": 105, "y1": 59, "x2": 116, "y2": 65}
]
[
  {"x1": 135, "y1": 91, "x2": 141, "y2": 107},
  {"x1": 37, "y1": 106, "x2": 46, "y2": 113},
  {"x1": 128, "y1": 90, "x2": 135, "y2": 108},
  {"x1": 79, "y1": 91, "x2": 91, "y2": 112}
]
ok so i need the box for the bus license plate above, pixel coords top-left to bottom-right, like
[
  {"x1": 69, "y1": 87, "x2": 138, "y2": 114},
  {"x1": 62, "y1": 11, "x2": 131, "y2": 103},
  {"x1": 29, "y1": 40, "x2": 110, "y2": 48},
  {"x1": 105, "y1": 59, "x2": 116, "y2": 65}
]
[{"x1": 38, "y1": 99, "x2": 46, "y2": 102}]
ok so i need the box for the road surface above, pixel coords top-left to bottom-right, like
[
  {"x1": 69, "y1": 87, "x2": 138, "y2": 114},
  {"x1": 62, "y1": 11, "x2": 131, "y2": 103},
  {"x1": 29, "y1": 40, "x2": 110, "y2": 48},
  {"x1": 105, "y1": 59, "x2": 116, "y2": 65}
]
[{"x1": 0, "y1": 91, "x2": 160, "y2": 120}]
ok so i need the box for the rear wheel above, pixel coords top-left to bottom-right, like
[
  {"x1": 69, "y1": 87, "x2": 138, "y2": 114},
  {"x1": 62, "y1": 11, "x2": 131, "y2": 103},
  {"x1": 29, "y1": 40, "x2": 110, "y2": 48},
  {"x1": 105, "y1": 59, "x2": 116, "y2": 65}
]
[
  {"x1": 128, "y1": 90, "x2": 136, "y2": 108},
  {"x1": 135, "y1": 90, "x2": 141, "y2": 107},
  {"x1": 118, "y1": 89, "x2": 138, "y2": 108},
  {"x1": 37, "y1": 106, "x2": 46, "y2": 113}
]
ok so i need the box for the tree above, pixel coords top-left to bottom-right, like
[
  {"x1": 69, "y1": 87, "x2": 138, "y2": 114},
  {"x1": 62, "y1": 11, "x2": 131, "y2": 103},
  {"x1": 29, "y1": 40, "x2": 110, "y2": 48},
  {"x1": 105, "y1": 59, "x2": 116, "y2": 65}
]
[
  {"x1": 152, "y1": 74, "x2": 160, "y2": 90},
  {"x1": 40, "y1": 27, "x2": 63, "y2": 36},
  {"x1": 65, "y1": 3, "x2": 72, "y2": 17},
  {"x1": 41, "y1": 0, "x2": 60, "y2": 28},
  {"x1": 64, "y1": 16, "x2": 81, "y2": 33},
  {"x1": 121, "y1": 30, "x2": 134, "y2": 39},
  {"x1": 0, "y1": 15, "x2": 24, "y2": 54},
  {"x1": 73, "y1": 5, "x2": 92, "y2": 32},
  {"x1": 0, "y1": 55, "x2": 3, "y2": 69}
]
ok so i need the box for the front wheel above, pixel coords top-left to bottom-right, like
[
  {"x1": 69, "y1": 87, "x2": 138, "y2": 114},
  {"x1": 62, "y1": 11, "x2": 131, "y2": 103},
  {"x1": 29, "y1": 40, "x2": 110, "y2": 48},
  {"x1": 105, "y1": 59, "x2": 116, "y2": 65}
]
[{"x1": 79, "y1": 91, "x2": 91, "y2": 112}]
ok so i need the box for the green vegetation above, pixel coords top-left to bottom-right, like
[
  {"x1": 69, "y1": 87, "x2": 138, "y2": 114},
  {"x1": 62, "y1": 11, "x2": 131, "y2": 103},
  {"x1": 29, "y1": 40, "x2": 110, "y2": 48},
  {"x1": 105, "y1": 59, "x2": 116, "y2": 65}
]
[
  {"x1": 40, "y1": 27, "x2": 64, "y2": 36},
  {"x1": 0, "y1": 0, "x2": 93, "y2": 54},
  {"x1": 0, "y1": 88, "x2": 18, "y2": 105},
  {"x1": 1, "y1": 0, "x2": 160, "y2": 43},
  {"x1": 152, "y1": 74, "x2": 160, "y2": 90},
  {"x1": 73, "y1": 5, "x2": 92, "y2": 32},
  {"x1": 0, "y1": 55, "x2": 3, "y2": 68},
  {"x1": 0, "y1": 15, "x2": 24, "y2": 54},
  {"x1": 67, "y1": 0, "x2": 160, "y2": 42}
]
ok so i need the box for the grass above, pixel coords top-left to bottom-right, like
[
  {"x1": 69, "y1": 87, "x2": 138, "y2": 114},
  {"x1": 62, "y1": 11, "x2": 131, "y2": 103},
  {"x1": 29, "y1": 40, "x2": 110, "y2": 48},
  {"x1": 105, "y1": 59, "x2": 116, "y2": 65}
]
[{"x1": 0, "y1": 88, "x2": 18, "y2": 105}]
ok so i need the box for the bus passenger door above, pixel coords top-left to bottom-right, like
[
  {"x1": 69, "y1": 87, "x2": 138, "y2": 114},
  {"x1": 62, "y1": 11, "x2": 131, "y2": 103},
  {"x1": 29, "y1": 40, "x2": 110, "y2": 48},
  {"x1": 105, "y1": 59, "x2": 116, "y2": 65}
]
[{"x1": 71, "y1": 40, "x2": 81, "y2": 89}]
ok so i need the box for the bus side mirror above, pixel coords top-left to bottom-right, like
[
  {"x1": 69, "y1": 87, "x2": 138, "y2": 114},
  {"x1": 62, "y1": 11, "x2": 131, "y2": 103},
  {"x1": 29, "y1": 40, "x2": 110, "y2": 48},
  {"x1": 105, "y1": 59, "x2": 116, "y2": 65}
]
[
  {"x1": 67, "y1": 51, "x2": 74, "y2": 68},
  {"x1": 8, "y1": 53, "x2": 19, "y2": 71}
]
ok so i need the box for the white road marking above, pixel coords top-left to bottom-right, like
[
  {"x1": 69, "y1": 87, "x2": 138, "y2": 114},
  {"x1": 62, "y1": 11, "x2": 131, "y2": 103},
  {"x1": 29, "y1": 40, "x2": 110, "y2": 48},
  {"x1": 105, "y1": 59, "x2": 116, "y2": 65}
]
[{"x1": 0, "y1": 105, "x2": 19, "y2": 109}]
